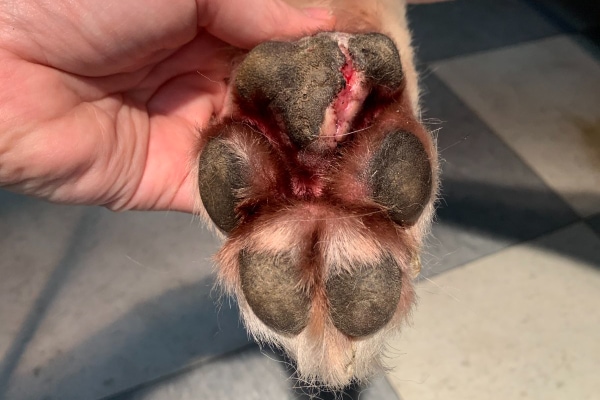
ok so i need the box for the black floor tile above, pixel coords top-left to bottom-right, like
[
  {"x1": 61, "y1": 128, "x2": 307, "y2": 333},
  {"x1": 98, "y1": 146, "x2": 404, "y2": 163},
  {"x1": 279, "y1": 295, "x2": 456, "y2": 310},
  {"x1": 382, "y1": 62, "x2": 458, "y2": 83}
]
[
  {"x1": 108, "y1": 345, "x2": 399, "y2": 400},
  {"x1": 419, "y1": 74, "x2": 579, "y2": 276},
  {"x1": 583, "y1": 26, "x2": 600, "y2": 52},
  {"x1": 407, "y1": 0, "x2": 563, "y2": 63},
  {"x1": 586, "y1": 213, "x2": 600, "y2": 237},
  {"x1": 524, "y1": 0, "x2": 600, "y2": 32}
]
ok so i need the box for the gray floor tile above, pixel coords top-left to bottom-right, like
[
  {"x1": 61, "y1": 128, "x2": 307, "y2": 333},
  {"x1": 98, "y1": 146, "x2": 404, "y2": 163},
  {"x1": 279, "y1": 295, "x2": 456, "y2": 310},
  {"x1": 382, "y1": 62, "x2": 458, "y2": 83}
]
[
  {"x1": 418, "y1": 74, "x2": 578, "y2": 276},
  {"x1": 433, "y1": 36, "x2": 600, "y2": 218},
  {"x1": 0, "y1": 191, "x2": 249, "y2": 400},
  {"x1": 388, "y1": 222, "x2": 600, "y2": 400},
  {"x1": 407, "y1": 0, "x2": 562, "y2": 63},
  {"x1": 109, "y1": 345, "x2": 399, "y2": 400},
  {"x1": 586, "y1": 213, "x2": 600, "y2": 237}
]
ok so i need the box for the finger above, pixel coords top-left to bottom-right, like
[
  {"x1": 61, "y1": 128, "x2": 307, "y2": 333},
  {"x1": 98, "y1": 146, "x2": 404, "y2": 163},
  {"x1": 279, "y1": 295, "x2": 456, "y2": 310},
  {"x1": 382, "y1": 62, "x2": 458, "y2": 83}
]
[{"x1": 197, "y1": 0, "x2": 335, "y2": 48}]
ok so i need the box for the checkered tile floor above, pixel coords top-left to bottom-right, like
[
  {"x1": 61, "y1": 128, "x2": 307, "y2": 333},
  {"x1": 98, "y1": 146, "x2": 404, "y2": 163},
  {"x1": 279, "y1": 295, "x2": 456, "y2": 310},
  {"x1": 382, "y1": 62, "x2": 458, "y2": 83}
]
[{"x1": 1, "y1": 1, "x2": 599, "y2": 399}]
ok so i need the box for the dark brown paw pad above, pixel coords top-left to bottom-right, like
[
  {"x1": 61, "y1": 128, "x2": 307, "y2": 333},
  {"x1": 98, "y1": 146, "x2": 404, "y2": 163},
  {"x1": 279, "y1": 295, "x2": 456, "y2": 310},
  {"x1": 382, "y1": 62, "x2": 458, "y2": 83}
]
[
  {"x1": 326, "y1": 254, "x2": 402, "y2": 337},
  {"x1": 234, "y1": 32, "x2": 404, "y2": 150},
  {"x1": 197, "y1": 30, "x2": 438, "y2": 387},
  {"x1": 198, "y1": 136, "x2": 246, "y2": 233},
  {"x1": 239, "y1": 250, "x2": 310, "y2": 335},
  {"x1": 369, "y1": 130, "x2": 433, "y2": 226}
]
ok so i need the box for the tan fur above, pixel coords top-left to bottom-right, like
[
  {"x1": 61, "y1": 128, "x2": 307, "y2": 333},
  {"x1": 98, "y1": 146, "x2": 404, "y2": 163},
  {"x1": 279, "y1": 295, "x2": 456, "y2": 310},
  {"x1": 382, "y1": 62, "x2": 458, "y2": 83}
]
[
  {"x1": 286, "y1": 0, "x2": 421, "y2": 113},
  {"x1": 194, "y1": 0, "x2": 440, "y2": 388}
]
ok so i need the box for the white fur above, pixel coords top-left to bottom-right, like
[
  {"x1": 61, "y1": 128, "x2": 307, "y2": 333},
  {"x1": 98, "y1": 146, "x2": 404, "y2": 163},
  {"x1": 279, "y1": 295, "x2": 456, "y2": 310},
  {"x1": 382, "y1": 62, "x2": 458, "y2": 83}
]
[{"x1": 194, "y1": 0, "x2": 440, "y2": 389}]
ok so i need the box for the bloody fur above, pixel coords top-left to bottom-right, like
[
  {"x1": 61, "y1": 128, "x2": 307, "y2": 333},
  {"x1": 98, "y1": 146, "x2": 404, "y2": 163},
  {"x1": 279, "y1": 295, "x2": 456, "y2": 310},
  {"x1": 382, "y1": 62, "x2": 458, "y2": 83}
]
[{"x1": 194, "y1": 0, "x2": 440, "y2": 388}]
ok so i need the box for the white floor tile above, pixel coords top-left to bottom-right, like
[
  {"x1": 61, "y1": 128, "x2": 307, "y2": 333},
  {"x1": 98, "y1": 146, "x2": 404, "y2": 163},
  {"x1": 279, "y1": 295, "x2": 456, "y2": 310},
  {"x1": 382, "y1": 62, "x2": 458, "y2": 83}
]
[
  {"x1": 386, "y1": 223, "x2": 600, "y2": 400},
  {"x1": 433, "y1": 35, "x2": 600, "y2": 217}
]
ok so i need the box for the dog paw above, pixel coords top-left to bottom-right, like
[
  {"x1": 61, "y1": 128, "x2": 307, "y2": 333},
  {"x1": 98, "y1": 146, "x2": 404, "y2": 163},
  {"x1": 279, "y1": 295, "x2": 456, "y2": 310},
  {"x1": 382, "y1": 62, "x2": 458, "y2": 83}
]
[{"x1": 197, "y1": 32, "x2": 438, "y2": 388}]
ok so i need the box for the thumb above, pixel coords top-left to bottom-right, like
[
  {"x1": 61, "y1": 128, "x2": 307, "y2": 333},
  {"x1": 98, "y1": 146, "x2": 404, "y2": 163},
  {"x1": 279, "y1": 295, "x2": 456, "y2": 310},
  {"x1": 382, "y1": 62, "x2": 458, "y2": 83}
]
[{"x1": 197, "y1": 0, "x2": 335, "y2": 48}]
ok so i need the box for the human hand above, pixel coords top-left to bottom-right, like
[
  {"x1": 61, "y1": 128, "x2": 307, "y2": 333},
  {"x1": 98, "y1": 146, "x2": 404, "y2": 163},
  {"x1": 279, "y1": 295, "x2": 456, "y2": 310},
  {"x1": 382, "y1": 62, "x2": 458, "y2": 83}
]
[{"x1": 0, "y1": 0, "x2": 333, "y2": 212}]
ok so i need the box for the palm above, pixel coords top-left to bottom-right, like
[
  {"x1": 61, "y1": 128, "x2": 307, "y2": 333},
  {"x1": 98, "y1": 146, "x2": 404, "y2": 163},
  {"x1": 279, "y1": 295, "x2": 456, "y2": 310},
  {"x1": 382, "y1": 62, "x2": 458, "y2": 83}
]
[
  {"x1": 0, "y1": 0, "x2": 331, "y2": 212},
  {"x1": 1, "y1": 2, "x2": 229, "y2": 211}
]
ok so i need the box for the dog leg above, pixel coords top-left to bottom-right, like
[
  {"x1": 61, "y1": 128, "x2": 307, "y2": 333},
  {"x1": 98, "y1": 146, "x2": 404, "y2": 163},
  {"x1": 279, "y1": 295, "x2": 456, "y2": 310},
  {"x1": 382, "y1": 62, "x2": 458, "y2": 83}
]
[{"x1": 196, "y1": 0, "x2": 439, "y2": 387}]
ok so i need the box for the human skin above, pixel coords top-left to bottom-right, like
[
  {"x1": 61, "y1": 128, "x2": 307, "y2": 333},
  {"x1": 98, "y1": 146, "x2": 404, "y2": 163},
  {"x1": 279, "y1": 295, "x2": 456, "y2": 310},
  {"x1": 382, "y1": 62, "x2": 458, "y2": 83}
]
[
  {"x1": 1, "y1": 0, "x2": 441, "y2": 388},
  {"x1": 0, "y1": 0, "x2": 334, "y2": 212}
]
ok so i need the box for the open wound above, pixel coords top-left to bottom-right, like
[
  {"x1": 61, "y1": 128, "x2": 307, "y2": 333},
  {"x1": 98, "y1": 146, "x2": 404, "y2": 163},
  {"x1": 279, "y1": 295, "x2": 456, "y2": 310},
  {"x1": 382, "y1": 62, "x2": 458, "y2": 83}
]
[{"x1": 197, "y1": 32, "x2": 436, "y2": 387}]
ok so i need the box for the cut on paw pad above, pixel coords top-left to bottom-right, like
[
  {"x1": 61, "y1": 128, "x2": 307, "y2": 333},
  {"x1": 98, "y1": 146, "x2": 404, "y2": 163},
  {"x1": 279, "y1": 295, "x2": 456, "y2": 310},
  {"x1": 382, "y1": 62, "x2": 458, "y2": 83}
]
[{"x1": 196, "y1": 28, "x2": 438, "y2": 389}]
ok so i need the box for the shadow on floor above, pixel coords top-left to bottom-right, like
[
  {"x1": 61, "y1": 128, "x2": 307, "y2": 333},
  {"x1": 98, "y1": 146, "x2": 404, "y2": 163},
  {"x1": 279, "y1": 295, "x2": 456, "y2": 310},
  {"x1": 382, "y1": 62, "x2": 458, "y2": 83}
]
[
  {"x1": 1, "y1": 272, "x2": 248, "y2": 400},
  {"x1": 1, "y1": 183, "x2": 598, "y2": 399}
]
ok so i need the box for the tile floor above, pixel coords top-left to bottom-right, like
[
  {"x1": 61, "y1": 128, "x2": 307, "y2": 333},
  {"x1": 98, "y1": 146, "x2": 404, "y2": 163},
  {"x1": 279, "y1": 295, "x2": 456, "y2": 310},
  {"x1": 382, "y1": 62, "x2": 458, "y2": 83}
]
[
  {"x1": 387, "y1": 223, "x2": 600, "y2": 400},
  {"x1": 386, "y1": 2, "x2": 600, "y2": 399},
  {"x1": 1, "y1": 1, "x2": 599, "y2": 400}
]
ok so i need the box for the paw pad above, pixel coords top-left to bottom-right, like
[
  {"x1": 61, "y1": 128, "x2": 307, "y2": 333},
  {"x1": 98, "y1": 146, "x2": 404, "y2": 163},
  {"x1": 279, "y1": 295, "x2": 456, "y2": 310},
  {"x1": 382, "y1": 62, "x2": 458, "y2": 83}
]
[
  {"x1": 197, "y1": 31, "x2": 437, "y2": 387},
  {"x1": 239, "y1": 250, "x2": 310, "y2": 335},
  {"x1": 326, "y1": 254, "x2": 402, "y2": 338}
]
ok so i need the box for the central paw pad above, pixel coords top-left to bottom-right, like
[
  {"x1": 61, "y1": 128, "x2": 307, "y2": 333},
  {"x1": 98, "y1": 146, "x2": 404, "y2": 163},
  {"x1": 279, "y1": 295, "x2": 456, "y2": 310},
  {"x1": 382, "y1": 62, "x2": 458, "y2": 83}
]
[{"x1": 197, "y1": 32, "x2": 437, "y2": 387}]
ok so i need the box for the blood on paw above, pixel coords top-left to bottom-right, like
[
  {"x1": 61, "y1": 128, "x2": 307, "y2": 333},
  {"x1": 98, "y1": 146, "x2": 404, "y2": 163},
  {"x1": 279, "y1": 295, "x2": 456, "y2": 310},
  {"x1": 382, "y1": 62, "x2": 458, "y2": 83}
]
[{"x1": 195, "y1": 2, "x2": 439, "y2": 388}]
